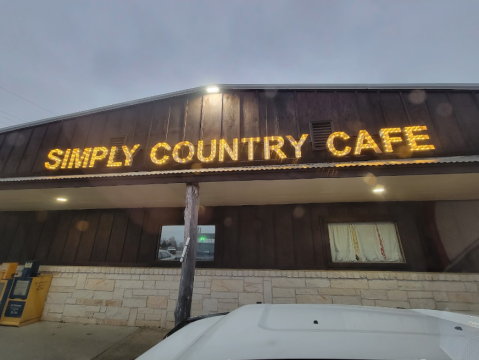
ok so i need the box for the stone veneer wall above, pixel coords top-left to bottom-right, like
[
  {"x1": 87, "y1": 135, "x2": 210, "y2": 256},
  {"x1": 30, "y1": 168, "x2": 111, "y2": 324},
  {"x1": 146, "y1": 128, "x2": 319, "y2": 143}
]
[{"x1": 40, "y1": 266, "x2": 479, "y2": 329}]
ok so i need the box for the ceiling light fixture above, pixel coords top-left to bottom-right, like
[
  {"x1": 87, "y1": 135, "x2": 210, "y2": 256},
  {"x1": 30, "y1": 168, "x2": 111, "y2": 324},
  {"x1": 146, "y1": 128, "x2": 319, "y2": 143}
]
[
  {"x1": 373, "y1": 185, "x2": 385, "y2": 194},
  {"x1": 206, "y1": 86, "x2": 219, "y2": 93},
  {"x1": 56, "y1": 197, "x2": 68, "y2": 202}
]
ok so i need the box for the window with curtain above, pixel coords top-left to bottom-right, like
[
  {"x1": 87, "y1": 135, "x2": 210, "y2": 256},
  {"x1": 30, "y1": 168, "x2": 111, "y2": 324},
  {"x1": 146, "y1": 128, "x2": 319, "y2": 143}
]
[{"x1": 328, "y1": 222, "x2": 404, "y2": 263}]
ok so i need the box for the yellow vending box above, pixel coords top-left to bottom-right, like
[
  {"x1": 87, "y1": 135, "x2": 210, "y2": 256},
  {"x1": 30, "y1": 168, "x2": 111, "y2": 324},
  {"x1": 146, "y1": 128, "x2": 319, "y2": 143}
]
[
  {"x1": 0, "y1": 263, "x2": 18, "y2": 316},
  {"x1": 0, "y1": 261, "x2": 52, "y2": 327}
]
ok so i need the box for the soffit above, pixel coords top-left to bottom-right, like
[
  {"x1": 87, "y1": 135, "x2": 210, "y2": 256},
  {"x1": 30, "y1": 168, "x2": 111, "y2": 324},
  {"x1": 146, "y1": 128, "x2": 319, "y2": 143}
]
[{"x1": 0, "y1": 173, "x2": 477, "y2": 211}]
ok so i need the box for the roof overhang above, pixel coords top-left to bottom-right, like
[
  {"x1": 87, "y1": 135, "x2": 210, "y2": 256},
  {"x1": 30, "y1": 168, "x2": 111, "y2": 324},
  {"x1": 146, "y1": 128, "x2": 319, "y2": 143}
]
[
  {"x1": 0, "y1": 172, "x2": 478, "y2": 211},
  {"x1": 0, "y1": 156, "x2": 477, "y2": 210}
]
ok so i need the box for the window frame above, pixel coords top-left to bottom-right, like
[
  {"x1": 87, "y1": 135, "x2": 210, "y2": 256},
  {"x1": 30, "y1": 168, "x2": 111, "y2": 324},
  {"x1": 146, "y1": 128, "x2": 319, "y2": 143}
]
[
  {"x1": 322, "y1": 215, "x2": 409, "y2": 271},
  {"x1": 155, "y1": 224, "x2": 218, "y2": 268}
]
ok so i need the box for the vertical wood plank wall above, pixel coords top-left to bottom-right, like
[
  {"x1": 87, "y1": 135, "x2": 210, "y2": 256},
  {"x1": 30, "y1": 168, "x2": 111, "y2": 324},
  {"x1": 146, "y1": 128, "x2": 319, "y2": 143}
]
[
  {"x1": 0, "y1": 90, "x2": 478, "y2": 178},
  {"x1": 0, "y1": 202, "x2": 440, "y2": 272}
]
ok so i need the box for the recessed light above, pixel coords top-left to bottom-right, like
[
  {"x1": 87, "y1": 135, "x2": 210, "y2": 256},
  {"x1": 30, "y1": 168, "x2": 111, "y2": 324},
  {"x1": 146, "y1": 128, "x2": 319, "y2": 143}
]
[
  {"x1": 206, "y1": 86, "x2": 219, "y2": 93},
  {"x1": 56, "y1": 198, "x2": 68, "y2": 202},
  {"x1": 373, "y1": 185, "x2": 385, "y2": 194}
]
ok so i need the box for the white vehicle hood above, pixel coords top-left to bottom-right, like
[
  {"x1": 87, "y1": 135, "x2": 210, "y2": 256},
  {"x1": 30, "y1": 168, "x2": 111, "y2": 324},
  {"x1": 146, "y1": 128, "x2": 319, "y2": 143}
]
[{"x1": 138, "y1": 304, "x2": 479, "y2": 360}]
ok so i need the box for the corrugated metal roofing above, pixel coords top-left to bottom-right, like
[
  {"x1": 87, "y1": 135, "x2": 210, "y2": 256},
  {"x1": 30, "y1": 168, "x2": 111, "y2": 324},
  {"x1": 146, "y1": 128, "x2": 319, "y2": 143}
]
[
  {"x1": 1, "y1": 155, "x2": 477, "y2": 183},
  {"x1": 1, "y1": 83, "x2": 479, "y2": 134}
]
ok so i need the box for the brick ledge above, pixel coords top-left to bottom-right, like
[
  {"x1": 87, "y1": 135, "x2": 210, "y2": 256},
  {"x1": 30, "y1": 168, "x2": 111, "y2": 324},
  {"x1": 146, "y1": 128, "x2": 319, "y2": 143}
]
[{"x1": 39, "y1": 265, "x2": 479, "y2": 282}]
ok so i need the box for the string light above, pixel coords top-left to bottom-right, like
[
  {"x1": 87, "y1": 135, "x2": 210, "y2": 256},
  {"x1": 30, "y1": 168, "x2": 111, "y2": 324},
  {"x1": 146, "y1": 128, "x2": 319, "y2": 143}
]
[
  {"x1": 264, "y1": 136, "x2": 286, "y2": 160},
  {"x1": 197, "y1": 140, "x2": 217, "y2": 162},
  {"x1": 150, "y1": 142, "x2": 171, "y2": 165},
  {"x1": 89, "y1": 147, "x2": 109, "y2": 167},
  {"x1": 219, "y1": 139, "x2": 238, "y2": 161},
  {"x1": 172, "y1": 141, "x2": 195, "y2": 163},
  {"x1": 122, "y1": 144, "x2": 141, "y2": 166},
  {"x1": 379, "y1": 128, "x2": 402, "y2": 153},
  {"x1": 45, "y1": 126, "x2": 434, "y2": 169},
  {"x1": 68, "y1": 148, "x2": 92, "y2": 168},
  {"x1": 107, "y1": 146, "x2": 122, "y2": 167},
  {"x1": 326, "y1": 132, "x2": 351, "y2": 157},
  {"x1": 45, "y1": 149, "x2": 64, "y2": 169},
  {"x1": 354, "y1": 130, "x2": 382, "y2": 155},
  {"x1": 403, "y1": 126, "x2": 435, "y2": 151},
  {"x1": 60, "y1": 149, "x2": 71, "y2": 169},
  {"x1": 286, "y1": 134, "x2": 308, "y2": 159},
  {"x1": 241, "y1": 137, "x2": 261, "y2": 161}
]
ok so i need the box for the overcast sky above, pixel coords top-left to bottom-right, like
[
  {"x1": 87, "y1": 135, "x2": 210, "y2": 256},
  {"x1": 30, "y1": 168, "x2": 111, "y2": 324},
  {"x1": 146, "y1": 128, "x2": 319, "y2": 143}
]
[{"x1": 1, "y1": 0, "x2": 478, "y2": 129}]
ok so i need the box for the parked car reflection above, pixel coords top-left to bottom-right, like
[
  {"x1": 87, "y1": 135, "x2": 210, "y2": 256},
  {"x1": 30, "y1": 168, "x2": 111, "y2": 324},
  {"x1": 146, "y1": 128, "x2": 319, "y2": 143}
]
[{"x1": 157, "y1": 250, "x2": 176, "y2": 261}]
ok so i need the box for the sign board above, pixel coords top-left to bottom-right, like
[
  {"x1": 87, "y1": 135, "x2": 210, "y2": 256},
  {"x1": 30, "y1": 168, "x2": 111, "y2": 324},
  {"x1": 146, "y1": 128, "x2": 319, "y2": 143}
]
[
  {"x1": 4, "y1": 301, "x2": 25, "y2": 318},
  {"x1": 44, "y1": 126, "x2": 434, "y2": 171}
]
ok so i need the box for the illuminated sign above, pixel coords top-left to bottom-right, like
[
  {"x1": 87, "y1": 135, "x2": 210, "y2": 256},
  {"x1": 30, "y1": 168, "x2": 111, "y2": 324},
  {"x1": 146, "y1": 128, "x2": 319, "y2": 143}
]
[
  {"x1": 45, "y1": 135, "x2": 309, "y2": 170},
  {"x1": 326, "y1": 126, "x2": 434, "y2": 157},
  {"x1": 44, "y1": 126, "x2": 434, "y2": 170}
]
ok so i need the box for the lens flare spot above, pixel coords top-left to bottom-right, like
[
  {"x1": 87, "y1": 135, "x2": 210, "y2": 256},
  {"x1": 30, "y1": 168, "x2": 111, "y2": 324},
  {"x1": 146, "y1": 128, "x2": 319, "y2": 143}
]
[
  {"x1": 76, "y1": 220, "x2": 89, "y2": 232},
  {"x1": 36, "y1": 211, "x2": 49, "y2": 222},
  {"x1": 397, "y1": 145, "x2": 413, "y2": 158},
  {"x1": 292, "y1": 206, "x2": 306, "y2": 218},
  {"x1": 408, "y1": 90, "x2": 426, "y2": 104},
  {"x1": 265, "y1": 90, "x2": 278, "y2": 99},
  {"x1": 363, "y1": 173, "x2": 377, "y2": 186},
  {"x1": 436, "y1": 103, "x2": 453, "y2": 117},
  {"x1": 223, "y1": 217, "x2": 232, "y2": 227}
]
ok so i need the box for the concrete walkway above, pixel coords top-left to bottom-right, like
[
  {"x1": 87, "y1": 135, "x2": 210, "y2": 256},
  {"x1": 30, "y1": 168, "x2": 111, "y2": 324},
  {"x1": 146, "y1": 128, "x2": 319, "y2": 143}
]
[{"x1": 0, "y1": 321, "x2": 167, "y2": 360}]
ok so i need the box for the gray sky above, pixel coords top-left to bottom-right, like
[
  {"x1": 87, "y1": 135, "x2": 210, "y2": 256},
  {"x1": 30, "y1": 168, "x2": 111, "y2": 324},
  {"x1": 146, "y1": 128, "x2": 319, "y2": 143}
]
[{"x1": 1, "y1": 0, "x2": 478, "y2": 129}]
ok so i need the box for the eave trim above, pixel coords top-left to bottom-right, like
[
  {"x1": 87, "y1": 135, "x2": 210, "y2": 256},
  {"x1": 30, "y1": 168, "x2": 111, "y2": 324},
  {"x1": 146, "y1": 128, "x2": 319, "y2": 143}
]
[{"x1": 0, "y1": 155, "x2": 478, "y2": 183}]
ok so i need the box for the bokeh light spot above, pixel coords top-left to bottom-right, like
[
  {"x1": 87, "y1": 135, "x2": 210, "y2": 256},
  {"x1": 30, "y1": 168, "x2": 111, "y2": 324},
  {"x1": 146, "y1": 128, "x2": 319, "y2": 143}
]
[
  {"x1": 292, "y1": 206, "x2": 305, "y2": 218},
  {"x1": 408, "y1": 90, "x2": 426, "y2": 104},
  {"x1": 397, "y1": 145, "x2": 412, "y2": 158},
  {"x1": 224, "y1": 217, "x2": 232, "y2": 227},
  {"x1": 36, "y1": 211, "x2": 49, "y2": 222},
  {"x1": 363, "y1": 173, "x2": 377, "y2": 186},
  {"x1": 436, "y1": 103, "x2": 453, "y2": 117},
  {"x1": 265, "y1": 90, "x2": 278, "y2": 99},
  {"x1": 76, "y1": 220, "x2": 89, "y2": 232}
]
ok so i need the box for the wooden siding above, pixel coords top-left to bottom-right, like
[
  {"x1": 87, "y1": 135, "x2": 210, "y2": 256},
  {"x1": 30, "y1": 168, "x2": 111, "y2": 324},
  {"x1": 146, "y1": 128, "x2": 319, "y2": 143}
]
[
  {"x1": 0, "y1": 202, "x2": 440, "y2": 271},
  {"x1": 0, "y1": 90, "x2": 478, "y2": 178}
]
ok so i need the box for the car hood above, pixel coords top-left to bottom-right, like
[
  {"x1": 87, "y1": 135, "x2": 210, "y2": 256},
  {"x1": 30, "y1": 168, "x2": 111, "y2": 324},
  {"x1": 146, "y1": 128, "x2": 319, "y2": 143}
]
[{"x1": 138, "y1": 304, "x2": 479, "y2": 360}]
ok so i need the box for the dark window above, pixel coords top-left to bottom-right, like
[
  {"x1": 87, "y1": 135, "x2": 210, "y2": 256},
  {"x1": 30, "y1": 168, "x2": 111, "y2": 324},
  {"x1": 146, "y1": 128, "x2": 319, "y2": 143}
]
[
  {"x1": 158, "y1": 225, "x2": 215, "y2": 261},
  {"x1": 328, "y1": 222, "x2": 405, "y2": 263},
  {"x1": 309, "y1": 120, "x2": 332, "y2": 150}
]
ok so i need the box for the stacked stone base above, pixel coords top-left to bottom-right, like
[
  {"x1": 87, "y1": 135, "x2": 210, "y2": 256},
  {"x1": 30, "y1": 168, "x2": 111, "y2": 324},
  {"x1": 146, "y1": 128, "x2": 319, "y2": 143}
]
[{"x1": 41, "y1": 266, "x2": 479, "y2": 329}]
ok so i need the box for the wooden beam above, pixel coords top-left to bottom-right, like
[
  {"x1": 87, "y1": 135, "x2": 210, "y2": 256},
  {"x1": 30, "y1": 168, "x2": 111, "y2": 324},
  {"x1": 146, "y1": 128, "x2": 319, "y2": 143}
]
[{"x1": 174, "y1": 183, "x2": 199, "y2": 325}]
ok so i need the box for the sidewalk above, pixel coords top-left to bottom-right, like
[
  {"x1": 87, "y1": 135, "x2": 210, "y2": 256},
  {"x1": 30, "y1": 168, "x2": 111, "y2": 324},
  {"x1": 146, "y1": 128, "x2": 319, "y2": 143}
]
[{"x1": 0, "y1": 321, "x2": 167, "y2": 360}]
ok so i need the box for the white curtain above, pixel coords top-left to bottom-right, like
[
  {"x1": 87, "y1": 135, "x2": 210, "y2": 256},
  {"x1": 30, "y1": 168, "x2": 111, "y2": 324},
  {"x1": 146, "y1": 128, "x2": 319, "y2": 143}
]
[
  {"x1": 328, "y1": 222, "x2": 404, "y2": 262},
  {"x1": 328, "y1": 223, "x2": 356, "y2": 262},
  {"x1": 377, "y1": 223, "x2": 403, "y2": 262},
  {"x1": 354, "y1": 224, "x2": 384, "y2": 262}
]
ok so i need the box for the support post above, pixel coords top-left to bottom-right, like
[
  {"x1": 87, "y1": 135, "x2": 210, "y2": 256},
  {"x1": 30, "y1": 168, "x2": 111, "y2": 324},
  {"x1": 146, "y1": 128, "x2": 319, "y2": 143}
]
[{"x1": 174, "y1": 183, "x2": 200, "y2": 325}]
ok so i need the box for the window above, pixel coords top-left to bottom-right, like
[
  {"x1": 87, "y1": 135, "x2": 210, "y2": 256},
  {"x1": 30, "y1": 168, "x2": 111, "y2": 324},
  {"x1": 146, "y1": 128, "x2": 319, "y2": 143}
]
[
  {"x1": 328, "y1": 222, "x2": 404, "y2": 263},
  {"x1": 158, "y1": 225, "x2": 215, "y2": 261}
]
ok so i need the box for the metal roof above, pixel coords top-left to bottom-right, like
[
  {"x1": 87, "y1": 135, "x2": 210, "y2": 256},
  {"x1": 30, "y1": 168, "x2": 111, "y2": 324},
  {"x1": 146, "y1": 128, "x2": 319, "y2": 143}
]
[
  {"x1": 1, "y1": 83, "x2": 479, "y2": 134},
  {"x1": 1, "y1": 155, "x2": 477, "y2": 183}
]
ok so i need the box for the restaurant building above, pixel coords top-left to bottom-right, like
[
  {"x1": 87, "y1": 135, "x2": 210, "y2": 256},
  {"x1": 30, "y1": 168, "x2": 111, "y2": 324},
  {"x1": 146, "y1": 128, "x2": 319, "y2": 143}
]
[{"x1": 0, "y1": 84, "x2": 478, "y2": 328}]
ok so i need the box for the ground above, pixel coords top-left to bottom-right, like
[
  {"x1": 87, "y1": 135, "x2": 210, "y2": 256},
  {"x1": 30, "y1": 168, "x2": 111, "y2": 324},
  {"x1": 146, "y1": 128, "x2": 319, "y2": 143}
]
[{"x1": 0, "y1": 321, "x2": 167, "y2": 360}]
